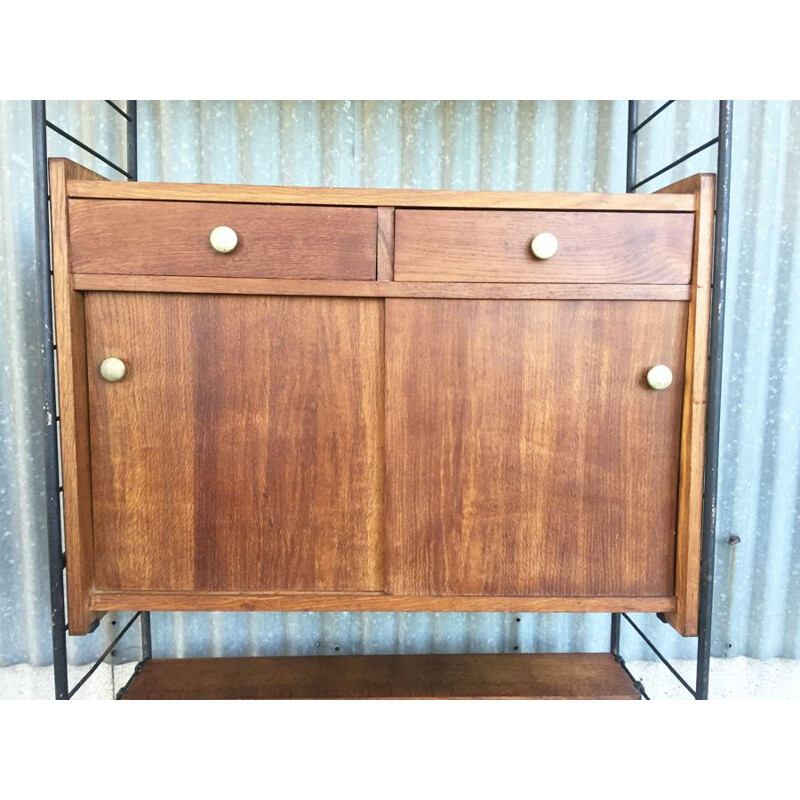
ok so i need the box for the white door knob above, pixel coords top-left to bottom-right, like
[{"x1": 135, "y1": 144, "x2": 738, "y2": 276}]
[
  {"x1": 209, "y1": 225, "x2": 238, "y2": 253},
  {"x1": 646, "y1": 365, "x2": 673, "y2": 390},
  {"x1": 531, "y1": 232, "x2": 558, "y2": 260},
  {"x1": 99, "y1": 357, "x2": 126, "y2": 383}
]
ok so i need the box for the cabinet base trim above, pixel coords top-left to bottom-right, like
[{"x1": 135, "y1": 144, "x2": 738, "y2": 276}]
[
  {"x1": 118, "y1": 653, "x2": 641, "y2": 700},
  {"x1": 91, "y1": 591, "x2": 676, "y2": 613}
]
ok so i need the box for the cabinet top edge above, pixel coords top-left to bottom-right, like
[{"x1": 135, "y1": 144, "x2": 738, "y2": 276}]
[{"x1": 64, "y1": 179, "x2": 697, "y2": 212}]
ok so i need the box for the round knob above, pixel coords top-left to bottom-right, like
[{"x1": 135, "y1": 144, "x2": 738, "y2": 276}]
[
  {"x1": 99, "y1": 357, "x2": 126, "y2": 383},
  {"x1": 531, "y1": 232, "x2": 558, "y2": 260},
  {"x1": 209, "y1": 225, "x2": 238, "y2": 254},
  {"x1": 646, "y1": 365, "x2": 673, "y2": 390}
]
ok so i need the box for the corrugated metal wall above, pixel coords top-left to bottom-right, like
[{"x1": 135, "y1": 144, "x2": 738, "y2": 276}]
[{"x1": 1, "y1": 100, "x2": 797, "y2": 667}]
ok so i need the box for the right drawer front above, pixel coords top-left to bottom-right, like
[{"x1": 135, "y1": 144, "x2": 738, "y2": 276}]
[{"x1": 394, "y1": 210, "x2": 694, "y2": 284}]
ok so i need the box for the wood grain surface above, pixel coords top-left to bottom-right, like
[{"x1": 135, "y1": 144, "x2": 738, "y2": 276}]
[
  {"x1": 395, "y1": 210, "x2": 694, "y2": 284},
  {"x1": 84, "y1": 293, "x2": 383, "y2": 592},
  {"x1": 49, "y1": 158, "x2": 108, "y2": 635},
  {"x1": 73, "y1": 273, "x2": 691, "y2": 301},
  {"x1": 69, "y1": 200, "x2": 377, "y2": 280},
  {"x1": 66, "y1": 178, "x2": 695, "y2": 211},
  {"x1": 658, "y1": 174, "x2": 715, "y2": 635},
  {"x1": 90, "y1": 590, "x2": 676, "y2": 613},
  {"x1": 119, "y1": 653, "x2": 641, "y2": 699},
  {"x1": 377, "y1": 207, "x2": 395, "y2": 281},
  {"x1": 387, "y1": 299, "x2": 687, "y2": 597}
]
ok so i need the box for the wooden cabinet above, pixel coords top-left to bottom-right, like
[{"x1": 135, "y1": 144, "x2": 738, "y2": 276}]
[{"x1": 50, "y1": 159, "x2": 713, "y2": 639}]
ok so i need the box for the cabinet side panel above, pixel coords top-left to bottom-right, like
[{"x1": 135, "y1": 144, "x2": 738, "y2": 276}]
[
  {"x1": 386, "y1": 299, "x2": 687, "y2": 597},
  {"x1": 85, "y1": 294, "x2": 384, "y2": 593},
  {"x1": 49, "y1": 158, "x2": 108, "y2": 635},
  {"x1": 658, "y1": 174, "x2": 716, "y2": 635}
]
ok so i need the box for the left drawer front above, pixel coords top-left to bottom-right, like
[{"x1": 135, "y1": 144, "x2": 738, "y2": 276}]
[{"x1": 68, "y1": 200, "x2": 378, "y2": 280}]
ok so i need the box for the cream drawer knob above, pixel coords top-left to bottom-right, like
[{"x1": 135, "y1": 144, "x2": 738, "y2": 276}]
[
  {"x1": 531, "y1": 232, "x2": 558, "y2": 260},
  {"x1": 209, "y1": 225, "x2": 238, "y2": 253},
  {"x1": 99, "y1": 357, "x2": 126, "y2": 383},
  {"x1": 646, "y1": 365, "x2": 673, "y2": 390}
]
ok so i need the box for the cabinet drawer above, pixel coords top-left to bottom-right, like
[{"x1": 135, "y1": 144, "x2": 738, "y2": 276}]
[
  {"x1": 394, "y1": 210, "x2": 694, "y2": 284},
  {"x1": 68, "y1": 200, "x2": 378, "y2": 280}
]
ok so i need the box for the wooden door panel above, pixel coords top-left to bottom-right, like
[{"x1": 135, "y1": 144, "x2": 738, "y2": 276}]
[
  {"x1": 85, "y1": 293, "x2": 383, "y2": 592},
  {"x1": 386, "y1": 299, "x2": 687, "y2": 597}
]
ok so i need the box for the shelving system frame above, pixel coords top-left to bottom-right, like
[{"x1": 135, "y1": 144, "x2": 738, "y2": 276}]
[{"x1": 31, "y1": 99, "x2": 732, "y2": 700}]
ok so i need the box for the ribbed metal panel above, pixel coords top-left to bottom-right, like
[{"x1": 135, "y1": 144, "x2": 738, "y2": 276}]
[{"x1": 1, "y1": 100, "x2": 797, "y2": 666}]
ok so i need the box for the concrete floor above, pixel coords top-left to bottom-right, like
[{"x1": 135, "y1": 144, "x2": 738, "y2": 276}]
[{"x1": 1, "y1": 657, "x2": 797, "y2": 700}]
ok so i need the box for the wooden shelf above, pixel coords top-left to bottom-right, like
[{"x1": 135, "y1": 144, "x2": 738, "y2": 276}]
[{"x1": 118, "y1": 653, "x2": 640, "y2": 700}]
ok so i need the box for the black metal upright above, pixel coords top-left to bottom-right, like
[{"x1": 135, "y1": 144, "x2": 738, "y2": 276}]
[
  {"x1": 32, "y1": 100, "x2": 70, "y2": 700},
  {"x1": 126, "y1": 100, "x2": 138, "y2": 182},
  {"x1": 696, "y1": 101, "x2": 733, "y2": 700},
  {"x1": 625, "y1": 100, "x2": 639, "y2": 193}
]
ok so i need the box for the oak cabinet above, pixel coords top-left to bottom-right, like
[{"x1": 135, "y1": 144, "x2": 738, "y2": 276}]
[{"x1": 50, "y1": 159, "x2": 713, "y2": 639}]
